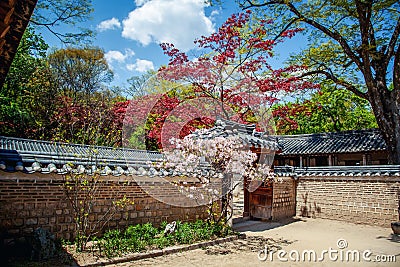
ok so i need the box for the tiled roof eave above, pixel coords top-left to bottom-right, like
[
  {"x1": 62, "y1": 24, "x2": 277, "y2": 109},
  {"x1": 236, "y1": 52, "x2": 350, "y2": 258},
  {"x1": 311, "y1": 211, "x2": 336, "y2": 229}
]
[
  {"x1": 0, "y1": 136, "x2": 219, "y2": 178},
  {"x1": 276, "y1": 129, "x2": 387, "y2": 156},
  {"x1": 274, "y1": 165, "x2": 400, "y2": 177},
  {"x1": 278, "y1": 148, "x2": 387, "y2": 157}
]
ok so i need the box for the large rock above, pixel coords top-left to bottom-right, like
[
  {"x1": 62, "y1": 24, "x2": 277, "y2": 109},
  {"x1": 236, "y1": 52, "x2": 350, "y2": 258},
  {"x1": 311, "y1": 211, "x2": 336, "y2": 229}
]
[
  {"x1": 30, "y1": 228, "x2": 57, "y2": 260},
  {"x1": 391, "y1": 222, "x2": 400, "y2": 235}
]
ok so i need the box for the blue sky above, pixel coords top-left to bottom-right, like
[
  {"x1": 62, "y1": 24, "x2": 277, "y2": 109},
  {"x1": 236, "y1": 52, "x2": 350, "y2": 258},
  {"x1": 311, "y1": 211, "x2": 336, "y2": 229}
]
[{"x1": 38, "y1": 0, "x2": 306, "y2": 89}]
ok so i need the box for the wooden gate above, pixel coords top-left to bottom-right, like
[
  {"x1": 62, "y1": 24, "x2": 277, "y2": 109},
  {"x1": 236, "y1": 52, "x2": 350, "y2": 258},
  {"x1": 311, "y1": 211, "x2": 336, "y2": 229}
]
[{"x1": 248, "y1": 182, "x2": 273, "y2": 220}]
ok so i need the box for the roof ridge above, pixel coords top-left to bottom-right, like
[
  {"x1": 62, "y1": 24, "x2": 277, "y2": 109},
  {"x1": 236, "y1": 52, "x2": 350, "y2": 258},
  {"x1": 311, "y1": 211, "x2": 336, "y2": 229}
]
[{"x1": 275, "y1": 128, "x2": 380, "y2": 139}]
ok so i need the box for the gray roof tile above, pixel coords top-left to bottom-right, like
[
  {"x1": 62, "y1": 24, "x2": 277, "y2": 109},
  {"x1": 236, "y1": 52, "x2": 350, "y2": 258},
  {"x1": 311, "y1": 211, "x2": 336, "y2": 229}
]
[
  {"x1": 274, "y1": 165, "x2": 400, "y2": 177},
  {"x1": 0, "y1": 136, "x2": 163, "y2": 166},
  {"x1": 1, "y1": 136, "x2": 159, "y2": 176},
  {"x1": 276, "y1": 129, "x2": 386, "y2": 156},
  {"x1": 190, "y1": 119, "x2": 279, "y2": 150}
]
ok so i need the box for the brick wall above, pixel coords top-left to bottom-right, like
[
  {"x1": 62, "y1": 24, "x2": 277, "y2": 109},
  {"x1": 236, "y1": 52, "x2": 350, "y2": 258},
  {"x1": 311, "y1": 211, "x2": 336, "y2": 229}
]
[
  {"x1": 0, "y1": 172, "x2": 209, "y2": 241},
  {"x1": 296, "y1": 176, "x2": 400, "y2": 227},
  {"x1": 272, "y1": 177, "x2": 296, "y2": 220}
]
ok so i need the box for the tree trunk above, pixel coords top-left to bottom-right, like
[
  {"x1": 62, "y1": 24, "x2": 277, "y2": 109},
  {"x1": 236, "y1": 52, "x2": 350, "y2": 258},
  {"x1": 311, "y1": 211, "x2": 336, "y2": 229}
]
[
  {"x1": 378, "y1": 110, "x2": 400, "y2": 165},
  {"x1": 368, "y1": 84, "x2": 400, "y2": 165}
]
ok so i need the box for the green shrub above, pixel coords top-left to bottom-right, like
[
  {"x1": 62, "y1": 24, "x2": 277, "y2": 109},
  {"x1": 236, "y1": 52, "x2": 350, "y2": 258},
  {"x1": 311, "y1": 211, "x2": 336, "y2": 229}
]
[
  {"x1": 174, "y1": 222, "x2": 194, "y2": 244},
  {"x1": 153, "y1": 235, "x2": 174, "y2": 249},
  {"x1": 100, "y1": 229, "x2": 125, "y2": 258},
  {"x1": 95, "y1": 220, "x2": 234, "y2": 258},
  {"x1": 193, "y1": 221, "x2": 212, "y2": 240}
]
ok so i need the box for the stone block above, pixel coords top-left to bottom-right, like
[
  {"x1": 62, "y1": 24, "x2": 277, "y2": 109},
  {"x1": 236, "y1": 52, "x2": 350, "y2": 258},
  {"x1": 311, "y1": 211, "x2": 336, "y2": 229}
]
[{"x1": 26, "y1": 218, "x2": 38, "y2": 225}]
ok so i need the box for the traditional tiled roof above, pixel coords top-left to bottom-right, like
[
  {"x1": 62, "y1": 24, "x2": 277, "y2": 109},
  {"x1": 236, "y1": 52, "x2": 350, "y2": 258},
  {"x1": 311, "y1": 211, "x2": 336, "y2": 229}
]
[
  {"x1": 0, "y1": 136, "x2": 222, "y2": 178},
  {"x1": 0, "y1": 136, "x2": 165, "y2": 176},
  {"x1": 274, "y1": 165, "x2": 400, "y2": 177},
  {"x1": 276, "y1": 129, "x2": 386, "y2": 156},
  {"x1": 1, "y1": 136, "x2": 210, "y2": 177},
  {"x1": 190, "y1": 119, "x2": 279, "y2": 150},
  {"x1": 2, "y1": 126, "x2": 390, "y2": 176}
]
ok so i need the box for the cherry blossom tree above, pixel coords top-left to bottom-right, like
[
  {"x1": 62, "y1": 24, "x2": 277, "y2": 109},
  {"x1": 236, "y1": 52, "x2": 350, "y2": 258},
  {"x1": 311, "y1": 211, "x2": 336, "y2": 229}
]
[{"x1": 159, "y1": 129, "x2": 276, "y2": 225}]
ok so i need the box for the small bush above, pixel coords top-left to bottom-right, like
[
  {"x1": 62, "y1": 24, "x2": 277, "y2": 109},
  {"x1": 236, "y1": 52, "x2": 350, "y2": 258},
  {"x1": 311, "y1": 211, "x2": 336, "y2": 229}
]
[
  {"x1": 125, "y1": 223, "x2": 158, "y2": 243},
  {"x1": 96, "y1": 220, "x2": 233, "y2": 258},
  {"x1": 153, "y1": 235, "x2": 174, "y2": 249},
  {"x1": 99, "y1": 230, "x2": 125, "y2": 257}
]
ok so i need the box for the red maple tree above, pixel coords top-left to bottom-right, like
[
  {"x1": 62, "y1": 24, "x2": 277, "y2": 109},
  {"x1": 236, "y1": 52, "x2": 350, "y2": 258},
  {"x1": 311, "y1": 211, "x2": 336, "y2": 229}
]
[{"x1": 123, "y1": 11, "x2": 319, "y2": 150}]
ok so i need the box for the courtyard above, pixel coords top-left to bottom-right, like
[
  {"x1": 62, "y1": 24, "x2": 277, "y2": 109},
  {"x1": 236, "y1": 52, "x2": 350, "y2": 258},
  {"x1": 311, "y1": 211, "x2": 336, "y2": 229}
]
[{"x1": 111, "y1": 217, "x2": 400, "y2": 267}]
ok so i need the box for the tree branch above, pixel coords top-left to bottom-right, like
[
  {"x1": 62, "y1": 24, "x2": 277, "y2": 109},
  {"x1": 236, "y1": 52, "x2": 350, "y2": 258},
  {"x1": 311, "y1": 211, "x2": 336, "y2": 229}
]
[
  {"x1": 242, "y1": 1, "x2": 364, "y2": 74},
  {"x1": 284, "y1": 2, "x2": 363, "y2": 72},
  {"x1": 385, "y1": 17, "x2": 400, "y2": 67},
  {"x1": 298, "y1": 70, "x2": 367, "y2": 99},
  {"x1": 355, "y1": 0, "x2": 374, "y2": 85},
  {"x1": 273, "y1": 17, "x2": 300, "y2": 42},
  {"x1": 241, "y1": 0, "x2": 284, "y2": 10},
  {"x1": 393, "y1": 44, "x2": 400, "y2": 92},
  {"x1": 30, "y1": 20, "x2": 89, "y2": 44}
]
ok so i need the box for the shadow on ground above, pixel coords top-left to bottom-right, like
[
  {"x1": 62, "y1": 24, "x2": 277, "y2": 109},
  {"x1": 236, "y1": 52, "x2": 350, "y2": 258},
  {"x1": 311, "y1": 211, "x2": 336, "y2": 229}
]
[
  {"x1": 376, "y1": 233, "x2": 400, "y2": 243},
  {"x1": 0, "y1": 242, "x2": 77, "y2": 267},
  {"x1": 233, "y1": 217, "x2": 305, "y2": 232}
]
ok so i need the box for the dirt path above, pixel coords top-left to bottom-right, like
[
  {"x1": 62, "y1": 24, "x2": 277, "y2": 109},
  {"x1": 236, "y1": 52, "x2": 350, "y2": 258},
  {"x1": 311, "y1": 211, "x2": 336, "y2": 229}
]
[{"x1": 114, "y1": 217, "x2": 400, "y2": 267}]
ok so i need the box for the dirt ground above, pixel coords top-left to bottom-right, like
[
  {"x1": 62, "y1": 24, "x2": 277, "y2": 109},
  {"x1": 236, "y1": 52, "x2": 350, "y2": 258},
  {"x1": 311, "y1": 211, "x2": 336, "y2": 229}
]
[{"x1": 113, "y1": 217, "x2": 400, "y2": 267}]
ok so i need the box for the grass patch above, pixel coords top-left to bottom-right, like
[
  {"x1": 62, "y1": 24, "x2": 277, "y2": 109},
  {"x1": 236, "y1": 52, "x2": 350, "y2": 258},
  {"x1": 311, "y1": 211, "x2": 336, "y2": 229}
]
[{"x1": 95, "y1": 220, "x2": 234, "y2": 258}]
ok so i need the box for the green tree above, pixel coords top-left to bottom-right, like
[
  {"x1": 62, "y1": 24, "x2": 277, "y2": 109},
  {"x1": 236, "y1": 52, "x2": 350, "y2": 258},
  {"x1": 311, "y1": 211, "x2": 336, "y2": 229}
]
[
  {"x1": 48, "y1": 47, "x2": 113, "y2": 101},
  {"x1": 241, "y1": 0, "x2": 400, "y2": 164},
  {"x1": 274, "y1": 84, "x2": 377, "y2": 134},
  {"x1": 1, "y1": 39, "x2": 123, "y2": 146},
  {"x1": 124, "y1": 70, "x2": 184, "y2": 99},
  {"x1": 125, "y1": 71, "x2": 155, "y2": 98},
  {"x1": 30, "y1": 0, "x2": 94, "y2": 44},
  {"x1": 0, "y1": 27, "x2": 50, "y2": 138}
]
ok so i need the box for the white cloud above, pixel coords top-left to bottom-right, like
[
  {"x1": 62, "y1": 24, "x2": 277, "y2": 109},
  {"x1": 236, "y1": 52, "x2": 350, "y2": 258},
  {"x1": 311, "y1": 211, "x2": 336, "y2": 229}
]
[
  {"x1": 105, "y1": 49, "x2": 135, "y2": 64},
  {"x1": 105, "y1": 51, "x2": 125, "y2": 63},
  {"x1": 122, "y1": 0, "x2": 215, "y2": 51},
  {"x1": 210, "y1": 9, "x2": 220, "y2": 18},
  {"x1": 127, "y1": 59, "x2": 155, "y2": 72},
  {"x1": 97, "y1": 18, "x2": 121, "y2": 32},
  {"x1": 135, "y1": 0, "x2": 151, "y2": 6}
]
